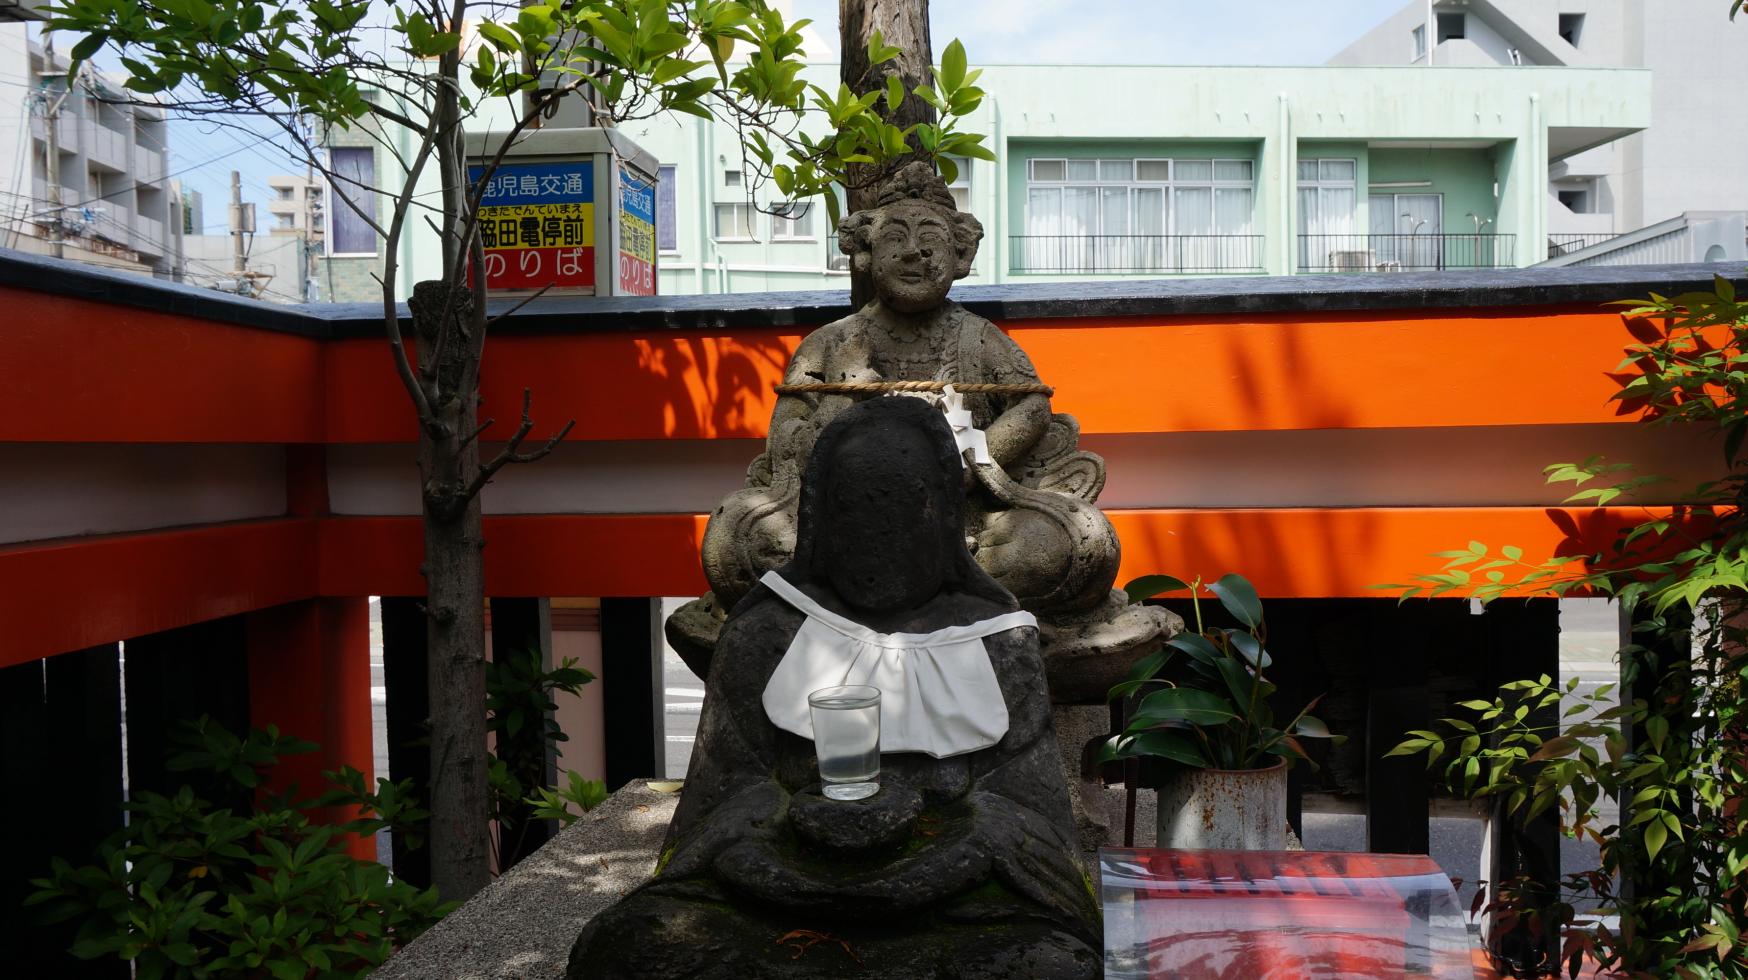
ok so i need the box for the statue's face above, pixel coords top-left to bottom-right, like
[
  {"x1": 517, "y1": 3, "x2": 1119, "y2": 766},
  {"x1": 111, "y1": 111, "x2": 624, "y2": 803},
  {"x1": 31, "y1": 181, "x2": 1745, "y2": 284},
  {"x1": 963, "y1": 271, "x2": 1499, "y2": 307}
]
[
  {"x1": 820, "y1": 424, "x2": 946, "y2": 612},
  {"x1": 869, "y1": 201, "x2": 958, "y2": 314}
]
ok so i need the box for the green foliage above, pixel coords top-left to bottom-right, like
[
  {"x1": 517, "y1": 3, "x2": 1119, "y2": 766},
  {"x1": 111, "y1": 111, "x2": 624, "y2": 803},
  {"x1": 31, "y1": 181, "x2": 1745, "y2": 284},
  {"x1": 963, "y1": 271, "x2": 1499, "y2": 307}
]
[
  {"x1": 26, "y1": 718, "x2": 453, "y2": 979},
  {"x1": 47, "y1": 1, "x2": 989, "y2": 231},
  {"x1": 484, "y1": 652, "x2": 607, "y2": 857},
  {"x1": 1385, "y1": 273, "x2": 1748, "y2": 977},
  {"x1": 1101, "y1": 573, "x2": 1344, "y2": 772},
  {"x1": 526, "y1": 770, "x2": 612, "y2": 826}
]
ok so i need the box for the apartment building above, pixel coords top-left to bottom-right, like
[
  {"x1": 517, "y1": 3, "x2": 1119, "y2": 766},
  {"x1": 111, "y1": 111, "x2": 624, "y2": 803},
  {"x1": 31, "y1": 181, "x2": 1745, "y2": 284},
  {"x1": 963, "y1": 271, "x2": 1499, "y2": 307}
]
[
  {"x1": 1332, "y1": 0, "x2": 1748, "y2": 261},
  {"x1": 266, "y1": 173, "x2": 324, "y2": 239},
  {"x1": 600, "y1": 61, "x2": 1646, "y2": 294},
  {"x1": 0, "y1": 24, "x2": 184, "y2": 278}
]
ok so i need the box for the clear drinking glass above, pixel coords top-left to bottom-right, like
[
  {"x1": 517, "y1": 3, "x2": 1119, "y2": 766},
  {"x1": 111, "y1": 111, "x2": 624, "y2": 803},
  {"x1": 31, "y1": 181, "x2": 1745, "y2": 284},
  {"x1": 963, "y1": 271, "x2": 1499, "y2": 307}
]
[{"x1": 808, "y1": 685, "x2": 881, "y2": 801}]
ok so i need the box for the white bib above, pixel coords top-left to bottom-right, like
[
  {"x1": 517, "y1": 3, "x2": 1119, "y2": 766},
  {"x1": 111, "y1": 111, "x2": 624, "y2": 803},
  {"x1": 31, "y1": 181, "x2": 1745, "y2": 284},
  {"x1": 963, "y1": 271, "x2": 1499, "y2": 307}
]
[{"x1": 757, "y1": 571, "x2": 1031, "y2": 759}]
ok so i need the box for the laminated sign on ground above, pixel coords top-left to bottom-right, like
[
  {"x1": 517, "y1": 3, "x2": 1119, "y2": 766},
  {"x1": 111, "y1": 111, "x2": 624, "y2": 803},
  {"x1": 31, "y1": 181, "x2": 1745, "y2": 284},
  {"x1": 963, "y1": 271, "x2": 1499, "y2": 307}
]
[{"x1": 470, "y1": 160, "x2": 595, "y2": 291}]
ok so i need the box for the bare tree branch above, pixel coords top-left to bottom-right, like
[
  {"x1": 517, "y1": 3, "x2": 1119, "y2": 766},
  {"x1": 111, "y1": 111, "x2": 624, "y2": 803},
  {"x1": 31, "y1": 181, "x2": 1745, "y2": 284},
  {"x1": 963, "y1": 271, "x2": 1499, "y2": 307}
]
[
  {"x1": 461, "y1": 388, "x2": 576, "y2": 501},
  {"x1": 484, "y1": 282, "x2": 555, "y2": 327}
]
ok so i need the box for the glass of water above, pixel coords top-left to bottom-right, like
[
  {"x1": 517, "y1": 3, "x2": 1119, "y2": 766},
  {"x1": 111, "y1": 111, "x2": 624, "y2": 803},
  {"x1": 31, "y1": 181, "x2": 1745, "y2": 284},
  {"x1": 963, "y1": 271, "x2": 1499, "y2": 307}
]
[{"x1": 808, "y1": 685, "x2": 881, "y2": 801}]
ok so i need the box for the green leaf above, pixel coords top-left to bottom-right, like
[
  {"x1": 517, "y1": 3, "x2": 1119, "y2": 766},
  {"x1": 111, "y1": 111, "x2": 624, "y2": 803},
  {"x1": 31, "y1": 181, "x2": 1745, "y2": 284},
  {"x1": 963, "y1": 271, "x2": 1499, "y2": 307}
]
[
  {"x1": 1526, "y1": 734, "x2": 1580, "y2": 762},
  {"x1": 884, "y1": 73, "x2": 904, "y2": 111},
  {"x1": 1099, "y1": 731, "x2": 1209, "y2": 767},
  {"x1": 1166, "y1": 633, "x2": 1223, "y2": 666},
  {"x1": 1130, "y1": 687, "x2": 1238, "y2": 728},
  {"x1": 938, "y1": 38, "x2": 967, "y2": 93},
  {"x1": 1208, "y1": 573, "x2": 1263, "y2": 628},
  {"x1": 1124, "y1": 574, "x2": 1192, "y2": 603},
  {"x1": 1645, "y1": 818, "x2": 1667, "y2": 859},
  {"x1": 1213, "y1": 656, "x2": 1255, "y2": 708},
  {"x1": 68, "y1": 32, "x2": 109, "y2": 64},
  {"x1": 1226, "y1": 631, "x2": 1272, "y2": 669}
]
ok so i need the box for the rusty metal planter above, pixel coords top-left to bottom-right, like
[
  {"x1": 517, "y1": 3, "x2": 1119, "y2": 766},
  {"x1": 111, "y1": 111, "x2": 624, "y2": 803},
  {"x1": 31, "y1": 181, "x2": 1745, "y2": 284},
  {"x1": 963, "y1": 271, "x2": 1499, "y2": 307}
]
[{"x1": 1155, "y1": 758, "x2": 1289, "y2": 850}]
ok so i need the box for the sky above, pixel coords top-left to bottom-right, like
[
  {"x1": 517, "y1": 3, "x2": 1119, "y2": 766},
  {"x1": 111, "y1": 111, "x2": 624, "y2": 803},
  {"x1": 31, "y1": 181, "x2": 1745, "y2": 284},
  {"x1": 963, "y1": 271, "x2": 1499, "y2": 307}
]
[{"x1": 141, "y1": 1, "x2": 1408, "y2": 233}]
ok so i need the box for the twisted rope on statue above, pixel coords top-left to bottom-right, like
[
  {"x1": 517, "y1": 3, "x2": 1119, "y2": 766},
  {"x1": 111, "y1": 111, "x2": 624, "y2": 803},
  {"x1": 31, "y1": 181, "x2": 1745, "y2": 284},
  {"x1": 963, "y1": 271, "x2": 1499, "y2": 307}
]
[{"x1": 772, "y1": 380, "x2": 1055, "y2": 396}]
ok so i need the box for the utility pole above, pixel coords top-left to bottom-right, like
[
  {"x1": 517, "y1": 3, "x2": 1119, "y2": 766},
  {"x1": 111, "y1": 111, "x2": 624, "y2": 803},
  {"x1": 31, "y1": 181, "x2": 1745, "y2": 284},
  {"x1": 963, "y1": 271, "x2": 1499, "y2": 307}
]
[
  {"x1": 42, "y1": 33, "x2": 74, "y2": 260},
  {"x1": 230, "y1": 169, "x2": 246, "y2": 276}
]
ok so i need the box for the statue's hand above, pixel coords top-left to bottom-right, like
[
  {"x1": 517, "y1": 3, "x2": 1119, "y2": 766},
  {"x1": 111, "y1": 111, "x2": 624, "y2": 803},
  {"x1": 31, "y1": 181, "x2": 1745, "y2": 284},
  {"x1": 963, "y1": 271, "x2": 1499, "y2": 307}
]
[{"x1": 969, "y1": 458, "x2": 1021, "y2": 506}]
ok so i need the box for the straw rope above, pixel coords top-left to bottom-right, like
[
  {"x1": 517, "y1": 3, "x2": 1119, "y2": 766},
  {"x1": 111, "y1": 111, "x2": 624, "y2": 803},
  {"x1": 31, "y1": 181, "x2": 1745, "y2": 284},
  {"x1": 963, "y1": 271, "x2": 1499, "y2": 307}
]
[{"x1": 773, "y1": 380, "x2": 1055, "y2": 396}]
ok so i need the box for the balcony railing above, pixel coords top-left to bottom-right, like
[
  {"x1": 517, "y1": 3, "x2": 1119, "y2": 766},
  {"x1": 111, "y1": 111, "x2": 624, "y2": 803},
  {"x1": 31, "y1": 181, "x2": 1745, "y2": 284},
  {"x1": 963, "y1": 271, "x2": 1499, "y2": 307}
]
[
  {"x1": 135, "y1": 146, "x2": 166, "y2": 185},
  {"x1": 80, "y1": 119, "x2": 130, "y2": 172},
  {"x1": 1547, "y1": 233, "x2": 1618, "y2": 259},
  {"x1": 1297, "y1": 233, "x2": 1516, "y2": 273},
  {"x1": 1010, "y1": 235, "x2": 1265, "y2": 275}
]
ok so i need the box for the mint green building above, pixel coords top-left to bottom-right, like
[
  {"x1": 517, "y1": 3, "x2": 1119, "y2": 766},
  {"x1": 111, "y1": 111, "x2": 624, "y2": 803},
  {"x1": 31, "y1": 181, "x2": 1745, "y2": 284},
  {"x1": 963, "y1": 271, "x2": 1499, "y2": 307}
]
[
  {"x1": 610, "y1": 62, "x2": 1648, "y2": 294},
  {"x1": 331, "y1": 61, "x2": 1649, "y2": 300}
]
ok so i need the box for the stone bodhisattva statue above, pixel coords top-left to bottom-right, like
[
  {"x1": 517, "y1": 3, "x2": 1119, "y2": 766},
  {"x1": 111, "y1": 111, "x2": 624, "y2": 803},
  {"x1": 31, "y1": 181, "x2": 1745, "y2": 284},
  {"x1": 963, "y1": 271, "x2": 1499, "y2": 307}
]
[
  {"x1": 568, "y1": 396, "x2": 1101, "y2": 978},
  {"x1": 668, "y1": 162, "x2": 1175, "y2": 703}
]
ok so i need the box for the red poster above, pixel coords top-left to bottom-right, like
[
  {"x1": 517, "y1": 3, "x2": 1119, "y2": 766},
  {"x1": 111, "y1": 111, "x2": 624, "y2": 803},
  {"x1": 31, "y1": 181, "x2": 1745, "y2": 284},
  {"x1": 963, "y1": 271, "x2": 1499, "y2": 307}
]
[{"x1": 474, "y1": 245, "x2": 595, "y2": 291}]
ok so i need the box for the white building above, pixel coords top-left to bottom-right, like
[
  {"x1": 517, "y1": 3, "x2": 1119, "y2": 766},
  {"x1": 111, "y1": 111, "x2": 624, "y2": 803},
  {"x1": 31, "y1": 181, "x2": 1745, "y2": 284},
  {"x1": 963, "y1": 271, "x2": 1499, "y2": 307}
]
[
  {"x1": 266, "y1": 173, "x2": 324, "y2": 239},
  {"x1": 1331, "y1": 0, "x2": 1748, "y2": 258},
  {"x1": 0, "y1": 23, "x2": 184, "y2": 278}
]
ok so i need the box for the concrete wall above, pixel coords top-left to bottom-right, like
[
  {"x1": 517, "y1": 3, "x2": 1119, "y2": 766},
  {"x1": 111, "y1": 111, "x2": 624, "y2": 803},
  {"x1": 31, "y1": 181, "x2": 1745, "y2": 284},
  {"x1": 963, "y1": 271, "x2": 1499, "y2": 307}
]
[{"x1": 1334, "y1": 0, "x2": 1748, "y2": 237}]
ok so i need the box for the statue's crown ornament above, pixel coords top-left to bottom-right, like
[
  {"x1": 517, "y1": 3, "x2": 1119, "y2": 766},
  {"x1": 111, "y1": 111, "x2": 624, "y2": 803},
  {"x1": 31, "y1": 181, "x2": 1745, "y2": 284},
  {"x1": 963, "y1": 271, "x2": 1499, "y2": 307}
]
[{"x1": 874, "y1": 161, "x2": 959, "y2": 211}]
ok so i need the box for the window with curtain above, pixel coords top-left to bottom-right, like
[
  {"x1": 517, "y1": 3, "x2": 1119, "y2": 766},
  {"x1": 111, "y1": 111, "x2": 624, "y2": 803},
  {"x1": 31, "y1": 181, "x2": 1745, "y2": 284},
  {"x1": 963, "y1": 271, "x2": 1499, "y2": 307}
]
[
  {"x1": 771, "y1": 201, "x2": 813, "y2": 240},
  {"x1": 713, "y1": 202, "x2": 754, "y2": 239},
  {"x1": 1296, "y1": 158, "x2": 1359, "y2": 270},
  {"x1": 328, "y1": 146, "x2": 376, "y2": 256},
  {"x1": 1023, "y1": 156, "x2": 1255, "y2": 272},
  {"x1": 656, "y1": 165, "x2": 677, "y2": 252}
]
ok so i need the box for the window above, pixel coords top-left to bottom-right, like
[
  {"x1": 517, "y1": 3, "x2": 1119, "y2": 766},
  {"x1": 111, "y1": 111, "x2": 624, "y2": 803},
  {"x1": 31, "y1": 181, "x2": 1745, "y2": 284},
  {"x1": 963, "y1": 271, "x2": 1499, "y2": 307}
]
[
  {"x1": 1022, "y1": 155, "x2": 1256, "y2": 272},
  {"x1": 724, "y1": 169, "x2": 741, "y2": 188},
  {"x1": 1558, "y1": 13, "x2": 1585, "y2": 47},
  {"x1": 771, "y1": 201, "x2": 813, "y2": 240},
  {"x1": 1296, "y1": 158, "x2": 1359, "y2": 270},
  {"x1": 276, "y1": 186, "x2": 295, "y2": 201},
  {"x1": 713, "y1": 202, "x2": 754, "y2": 239},
  {"x1": 1557, "y1": 188, "x2": 1591, "y2": 213},
  {"x1": 1436, "y1": 12, "x2": 1464, "y2": 42},
  {"x1": 1412, "y1": 25, "x2": 1427, "y2": 60},
  {"x1": 656, "y1": 164, "x2": 678, "y2": 252},
  {"x1": 944, "y1": 158, "x2": 972, "y2": 214},
  {"x1": 327, "y1": 146, "x2": 376, "y2": 256},
  {"x1": 277, "y1": 213, "x2": 295, "y2": 229}
]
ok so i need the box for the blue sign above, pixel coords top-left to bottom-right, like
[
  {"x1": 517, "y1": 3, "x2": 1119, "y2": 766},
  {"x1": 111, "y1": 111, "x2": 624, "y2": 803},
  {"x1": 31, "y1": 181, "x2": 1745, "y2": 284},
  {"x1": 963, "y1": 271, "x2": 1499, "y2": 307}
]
[
  {"x1": 619, "y1": 168, "x2": 654, "y2": 225},
  {"x1": 469, "y1": 161, "x2": 594, "y2": 206}
]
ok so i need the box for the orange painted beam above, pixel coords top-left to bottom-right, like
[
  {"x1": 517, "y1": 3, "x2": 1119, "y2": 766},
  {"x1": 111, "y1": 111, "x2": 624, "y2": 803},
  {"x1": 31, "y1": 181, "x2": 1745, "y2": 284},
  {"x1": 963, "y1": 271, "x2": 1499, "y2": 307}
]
[
  {"x1": 1006, "y1": 307, "x2": 1638, "y2": 434},
  {"x1": 314, "y1": 514, "x2": 711, "y2": 598},
  {"x1": 320, "y1": 331, "x2": 804, "y2": 443},
  {"x1": 0, "y1": 505, "x2": 1685, "y2": 666},
  {"x1": 3, "y1": 292, "x2": 1643, "y2": 444},
  {"x1": 319, "y1": 309, "x2": 1640, "y2": 442},
  {"x1": 319, "y1": 507, "x2": 1665, "y2": 602},
  {"x1": 1106, "y1": 506, "x2": 1671, "y2": 600},
  {"x1": 0, "y1": 286, "x2": 325, "y2": 443},
  {"x1": 0, "y1": 518, "x2": 318, "y2": 669}
]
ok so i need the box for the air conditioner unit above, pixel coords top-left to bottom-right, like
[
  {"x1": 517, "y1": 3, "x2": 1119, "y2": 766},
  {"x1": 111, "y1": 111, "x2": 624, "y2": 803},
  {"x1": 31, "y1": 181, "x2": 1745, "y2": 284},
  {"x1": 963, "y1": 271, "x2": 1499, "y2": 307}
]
[{"x1": 1330, "y1": 249, "x2": 1374, "y2": 272}]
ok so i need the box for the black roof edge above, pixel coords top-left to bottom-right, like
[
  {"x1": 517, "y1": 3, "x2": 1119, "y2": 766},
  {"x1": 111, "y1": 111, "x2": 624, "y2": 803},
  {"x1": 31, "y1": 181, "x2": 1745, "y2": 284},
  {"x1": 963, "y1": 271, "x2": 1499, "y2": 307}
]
[{"x1": 2, "y1": 247, "x2": 1742, "y2": 339}]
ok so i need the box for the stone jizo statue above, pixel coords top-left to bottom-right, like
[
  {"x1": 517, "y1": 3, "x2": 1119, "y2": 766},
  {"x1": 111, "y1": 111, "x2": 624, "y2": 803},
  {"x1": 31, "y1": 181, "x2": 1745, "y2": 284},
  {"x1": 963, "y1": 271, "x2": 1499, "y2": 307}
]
[
  {"x1": 667, "y1": 161, "x2": 1175, "y2": 703},
  {"x1": 568, "y1": 396, "x2": 1101, "y2": 978}
]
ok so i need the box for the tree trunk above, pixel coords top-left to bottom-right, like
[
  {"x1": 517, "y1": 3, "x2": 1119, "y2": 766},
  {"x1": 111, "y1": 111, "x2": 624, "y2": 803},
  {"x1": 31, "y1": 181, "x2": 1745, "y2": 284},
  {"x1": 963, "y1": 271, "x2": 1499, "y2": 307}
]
[
  {"x1": 412, "y1": 279, "x2": 492, "y2": 902},
  {"x1": 840, "y1": 0, "x2": 935, "y2": 308}
]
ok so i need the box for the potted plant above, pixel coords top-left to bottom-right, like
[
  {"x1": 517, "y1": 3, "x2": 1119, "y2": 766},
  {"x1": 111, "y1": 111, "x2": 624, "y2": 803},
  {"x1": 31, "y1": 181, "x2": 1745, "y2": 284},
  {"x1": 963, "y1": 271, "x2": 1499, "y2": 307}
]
[{"x1": 1100, "y1": 572, "x2": 1342, "y2": 849}]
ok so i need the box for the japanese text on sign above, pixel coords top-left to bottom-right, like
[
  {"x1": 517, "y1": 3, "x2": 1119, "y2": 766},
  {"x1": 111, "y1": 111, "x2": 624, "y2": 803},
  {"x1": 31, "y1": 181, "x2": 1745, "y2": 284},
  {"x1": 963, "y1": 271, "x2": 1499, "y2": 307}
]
[
  {"x1": 617, "y1": 164, "x2": 657, "y2": 296},
  {"x1": 467, "y1": 160, "x2": 595, "y2": 292}
]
